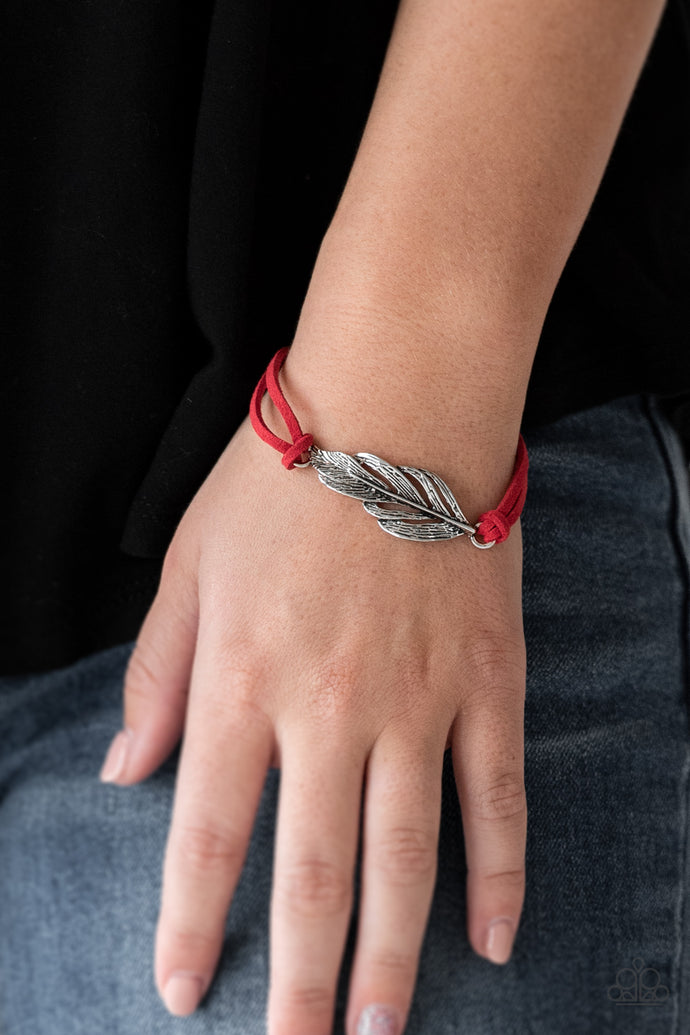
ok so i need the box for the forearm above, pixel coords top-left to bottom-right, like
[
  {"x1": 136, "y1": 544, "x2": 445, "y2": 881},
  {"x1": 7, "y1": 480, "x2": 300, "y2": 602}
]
[
  {"x1": 325, "y1": 0, "x2": 666, "y2": 325},
  {"x1": 280, "y1": 0, "x2": 666, "y2": 503}
]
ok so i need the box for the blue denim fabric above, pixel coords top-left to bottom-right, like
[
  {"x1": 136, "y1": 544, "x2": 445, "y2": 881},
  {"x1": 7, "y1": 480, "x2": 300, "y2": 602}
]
[{"x1": 1, "y1": 393, "x2": 689, "y2": 1035}]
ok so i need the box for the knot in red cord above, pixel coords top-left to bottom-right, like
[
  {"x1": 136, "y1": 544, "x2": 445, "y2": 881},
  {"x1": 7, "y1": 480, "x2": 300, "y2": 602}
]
[
  {"x1": 475, "y1": 509, "x2": 511, "y2": 545},
  {"x1": 282, "y1": 433, "x2": 314, "y2": 469}
]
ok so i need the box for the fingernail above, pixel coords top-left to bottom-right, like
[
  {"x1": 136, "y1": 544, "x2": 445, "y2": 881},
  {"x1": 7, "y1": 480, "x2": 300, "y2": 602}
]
[
  {"x1": 99, "y1": 729, "x2": 131, "y2": 783},
  {"x1": 485, "y1": 917, "x2": 516, "y2": 964},
  {"x1": 356, "y1": 1003, "x2": 401, "y2": 1035},
  {"x1": 162, "y1": 972, "x2": 204, "y2": 1016}
]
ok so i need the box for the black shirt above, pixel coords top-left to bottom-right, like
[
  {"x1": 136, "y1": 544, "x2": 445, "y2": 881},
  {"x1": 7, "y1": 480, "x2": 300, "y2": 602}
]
[{"x1": 2, "y1": 0, "x2": 689, "y2": 676}]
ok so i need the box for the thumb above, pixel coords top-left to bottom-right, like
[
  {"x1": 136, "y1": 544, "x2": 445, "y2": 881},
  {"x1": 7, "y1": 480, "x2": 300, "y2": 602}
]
[{"x1": 99, "y1": 534, "x2": 199, "y2": 785}]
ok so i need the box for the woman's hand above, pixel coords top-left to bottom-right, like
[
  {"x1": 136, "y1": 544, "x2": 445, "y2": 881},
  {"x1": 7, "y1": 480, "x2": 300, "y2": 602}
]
[
  {"x1": 97, "y1": 0, "x2": 667, "y2": 1026},
  {"x1": 101, "y1": 404, "x2": 527, "y2": 1035}
]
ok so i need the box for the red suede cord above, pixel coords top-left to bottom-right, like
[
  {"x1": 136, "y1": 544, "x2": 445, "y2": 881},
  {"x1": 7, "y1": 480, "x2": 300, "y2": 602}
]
[
  {"x1": 474, "y1": 434, "x2": 529, "y2": 544},
  {"x1": 249, "y1": 347, "x2": 528, "y2": 544},
  {"x1": 249, "y1": 347, "x2": 314, "y2": 468}
]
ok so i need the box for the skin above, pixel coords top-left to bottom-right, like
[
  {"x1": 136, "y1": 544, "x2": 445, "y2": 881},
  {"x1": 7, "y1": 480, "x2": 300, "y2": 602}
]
[{"x1": 100, "y1": 0, "x2": 667, "y2": 1031}]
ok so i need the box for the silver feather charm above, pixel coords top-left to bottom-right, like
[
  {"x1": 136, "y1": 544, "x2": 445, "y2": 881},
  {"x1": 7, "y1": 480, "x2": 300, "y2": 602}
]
[{"x1": 308, "y1": 446, "x2": 479, "y2": 541}]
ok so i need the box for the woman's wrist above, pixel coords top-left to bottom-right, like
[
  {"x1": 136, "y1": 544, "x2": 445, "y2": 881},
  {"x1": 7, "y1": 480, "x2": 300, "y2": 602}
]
[
  {"x1": 268, "y1": 0, "x2": 667, "y2": 508},
  {"x1": 315, "y1": 195, "x2": 553, "y2": 347},
  {"x1": 251, "y1": 347, "x2": 529, "y2": 546},
  {"x1": 267, "y1": 265, "x2": 536, "y2": 517}
]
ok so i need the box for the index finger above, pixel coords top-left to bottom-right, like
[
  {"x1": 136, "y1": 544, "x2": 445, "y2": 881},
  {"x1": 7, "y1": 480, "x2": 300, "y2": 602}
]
[{"x1": 154, "y1": 632, "x2": 274, "y2": 1015}]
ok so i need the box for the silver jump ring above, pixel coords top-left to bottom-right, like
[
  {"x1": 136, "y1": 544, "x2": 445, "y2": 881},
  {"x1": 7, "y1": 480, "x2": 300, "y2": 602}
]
[
  {"x1": 469, "y1": 531, "x2": 496, "y2": 549},
  {"x1": 290, "y1": 448, "x2": 313, "y2": 469}
]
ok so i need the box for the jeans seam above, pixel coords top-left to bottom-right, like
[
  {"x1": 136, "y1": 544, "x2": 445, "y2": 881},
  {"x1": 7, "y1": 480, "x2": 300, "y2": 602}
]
[{"x1": 642, "y1": 392, "x2": 690, "y2": 1035}]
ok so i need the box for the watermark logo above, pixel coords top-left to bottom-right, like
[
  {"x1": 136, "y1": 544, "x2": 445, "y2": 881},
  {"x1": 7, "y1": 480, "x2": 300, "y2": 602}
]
[{"x1": 607, "y1": 958, "x2": 670, "y2": 1006}]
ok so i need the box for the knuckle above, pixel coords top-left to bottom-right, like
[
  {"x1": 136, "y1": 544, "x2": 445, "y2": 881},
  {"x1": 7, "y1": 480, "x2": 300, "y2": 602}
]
[
  {"x1": 466, "y1": 636, "x2": 526, "y2": 695},
  {"x1": 467, "y1": 774, "x2": 527, "y2": 823},
  {"x1": 375, "y1": 825, "x2": 437, "y2": 885},
  {"x1": 227, "y1": 694, "x2": 272, "y2": 741},
  {"x1": 277, "y1": 858, "x2": 352, "y2": 918},
  {"x1": 476, "y1": 867, "x2": 526, "y2": 892},
  {"x1": 369, "y1": 946, "x2": 416, "y2": 978},
  {"x1": 303, "y1": 660, "x2": 364, "y2": 722},
  {"x1": 176, "y1": 824, "x2": 244, "y2": 873},
  {"x1": 313, "y1": 660, "x2": 358, "y2": 705},
  {"x1": 196, "y1": 647, "x2": 272, "y2": 729},
  {"x1": 161, "y1": 923, "x2": 218, "y2": 959},
  {"x1": 280, "y1": 984, "x2": 333, "y2": 1013},
  {"x1": 208, "y1": 626, "x2": 256, "y2": 674},
  {"x1": 213, "y1": 666, "x2": 271, "y2": 729}
]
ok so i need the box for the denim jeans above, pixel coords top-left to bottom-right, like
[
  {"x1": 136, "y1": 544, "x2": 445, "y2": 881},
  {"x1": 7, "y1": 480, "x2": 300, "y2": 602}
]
[{"x1": 1, "y1": 393, "x2": 689, "y2": 1035}]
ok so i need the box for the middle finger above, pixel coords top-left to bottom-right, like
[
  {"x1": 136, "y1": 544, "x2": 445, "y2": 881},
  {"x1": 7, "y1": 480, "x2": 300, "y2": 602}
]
[
  {"x1": 267, "y1": 726, "x2": 364, "y2": 1035},
  {"x1": 345, "y1": 727, "x2": 444, "y2": 1035}
]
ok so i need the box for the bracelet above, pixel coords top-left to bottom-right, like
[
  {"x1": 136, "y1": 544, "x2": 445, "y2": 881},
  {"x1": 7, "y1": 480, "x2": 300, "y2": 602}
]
[{"x1": 249, "y1": 347, "x2": 528, "y2": 547}]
